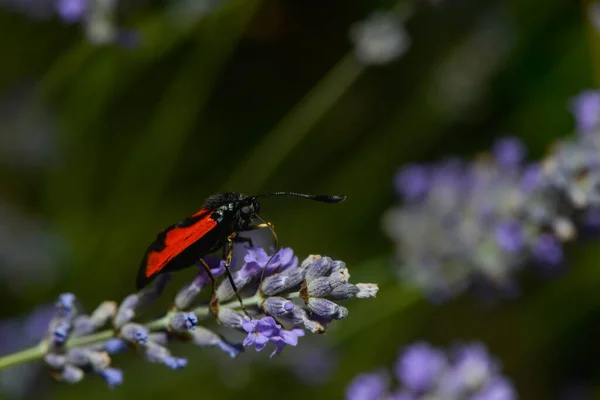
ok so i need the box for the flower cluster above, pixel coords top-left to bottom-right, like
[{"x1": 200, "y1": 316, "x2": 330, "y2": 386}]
[
  {"x1": 33, "y1": 246, "x2": 377, "y2": 388},
  {"x1": 346, "y1": 341, "x2": 516, "y2": 400},
  {"x1": 383, "y1": 89, "x2": 600, "y2": 301}
]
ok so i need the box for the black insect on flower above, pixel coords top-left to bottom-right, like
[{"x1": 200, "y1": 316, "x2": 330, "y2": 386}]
[{"x1": 136, "y1": 192, "x2": 346, "y2": 314}]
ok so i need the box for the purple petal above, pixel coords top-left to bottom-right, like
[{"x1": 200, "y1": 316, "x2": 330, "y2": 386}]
[{"x1": 492, "y1": 137, "x2": 526, "y2": 169}]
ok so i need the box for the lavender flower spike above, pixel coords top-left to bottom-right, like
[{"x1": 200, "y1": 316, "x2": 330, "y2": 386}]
[
  {"x1": 2, "y1": 246, "x2": 377, "y2": 389},
  {"x1": 347, "y1": 341, "x2": 516, "y2": 399}
]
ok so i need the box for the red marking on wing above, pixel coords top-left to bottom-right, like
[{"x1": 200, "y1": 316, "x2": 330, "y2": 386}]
[{"x1": 144, "y1": 209, "x2": 217, "y2": 278}]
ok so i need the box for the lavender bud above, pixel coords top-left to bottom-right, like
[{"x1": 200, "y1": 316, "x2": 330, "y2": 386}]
[
  {"x1": 72, "y1": 315, "x2": 97, "y2": 336},
  {"x1": 44, "y1": 354, "x2": 66, "y2": 369},
  {"x1": 120, "y1": 323, "x2": 149, "y2": 344},
  {"x1": 300, "y1": 255, "x2": 322, "y2": 269},
  {"x1": 144, "y1": 341, "x2": 171, "y2": 364},
  {"x1": 217, "y1": 308, "x2": 246, "y2": 329},
  {"x1": 113, "y1": 309, "x2": 134, "y2": 329},
  {"x1": 66, "y1": 348, "x2": 110, "y2": 370},
  {"x1": 51, "y1": 320, "x2": 71, "y2": 344},
  {"x1": 191, "y1": 327, "x2": 244, "y2": 358},
  {"x1": 59, "y1": 365, "x2": 84, "y2": 384},
  {"x1": 215, "y1": 273, "x2": 251, "y2": 302},
  {"x1": 261, "y1": 269, "x2": 305, "y2": 296},
  {"x1": 57, "y1": 293, "x2": 76, "y2": 314},
  {"x1": 329, "y1": 268, "x2": 351, "y2": 286},
  {"x1": 262, "y1": 297, "x2": 295, "y2": 316},
  {"x1": 307, "y1": 298, "x2": 341, "y2": 318},
  {"x1": 336, "y1": 305, "x2": 349, "y2": 319},
  {"x1": 331, "y1": 260, "x2": 347, "y2": 272},
  {"x1": 288, "y1": 308, "x2": 325, "y2": 333},
  {"x1": 169, "y1": 312, "x2": 198, "y2": 332},
  {"x1": 99, "y1": 368, "x2": 123, "y2": 389},
  {"x1": 330, "y1": 283, "x2": 360, "y2": 300},
  {"x1": 89, "y1": 301, "x2": 117, "y2": 326},
  {"x1": 163, "y1": 356, "x2": 188, "y2": 370},
  {"x1": 305, "y1": 257, "x2": 333, "y2": 282},
  {"x1": 307, "y1": 277, "x2": 334, "y2": 297},
  {"x1": 103, "y1": 338, "x2": 128, "y2": 354},
  {"x1": 174, "y1": 280, "x2": 203, "y2": 310},
  {"x1": 355, "y1": 283, "x2": 379, "y2": 298},
  {"x1": 113, "y1": 294, "x2": 139, "y2": 328}
]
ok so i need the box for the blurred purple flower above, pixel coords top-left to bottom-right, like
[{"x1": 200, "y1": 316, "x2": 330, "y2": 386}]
[
  {"x1": 570, "y1": 90, "x2": 600, "y2": 134},
  {"x1": 346, "y1": 372, "x2": 389, "y2": 400},
  {"x1": 492, "y1": 137, "x2": 526, "y2": 169},
  {"x1": 347, "y1": 341, "x2": 515, "y2": 399},
  {"x1": 471, "y1": 376, "x2": 517, "y2": 400},
  {"x1": 395, "y1": 164, "x2": 430, "y2": 202},
  {"x1": 55, "y1": 0, "x2": 87, "y2": 23},
  {"x1": 395, "y1": 342, "x2": 447, "y2": 393},
  {"x1": 531, "y1": 233, "x2": 563, "y2": 267},
  {"x1": 494, "y1": 221, "x2": 524, "y2": 253}
]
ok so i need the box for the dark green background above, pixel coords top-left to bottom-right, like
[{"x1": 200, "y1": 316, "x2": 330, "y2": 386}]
[{"x1": 1, "y1": 0, "x2": 599, "y2": 398}]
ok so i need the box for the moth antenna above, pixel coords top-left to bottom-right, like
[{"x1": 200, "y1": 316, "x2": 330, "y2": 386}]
[{"x1": 255, "y1": 192, "x2": 346, "y2": 203}]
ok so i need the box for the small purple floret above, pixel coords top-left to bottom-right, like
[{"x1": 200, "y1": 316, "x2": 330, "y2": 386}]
[
  {"x1": 52, "y1": 321, "x2": 70, "y2": 343},
  {"x1": 164, "y1": 356, "x2": 188, "y2": 370},
  {"x1": 242, "y1": 316, "x2": 304, "y2": 356},
  {"x1": 184, "y1": 312, "x2": 198, "y2": 330},
  {"x1": 104, "y1": 338, "x2": 128, "y2": 354},
  {"x1": 99, "y1": 368, "x2": 123, "y2": 389}
]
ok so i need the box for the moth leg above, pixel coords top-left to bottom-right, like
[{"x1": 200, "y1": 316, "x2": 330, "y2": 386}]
[
  {"x1": 223, "y1": 232, "x2": 249, "y2": 317},
  {"x1": 233, "y1": 235, "x2": 254, "y2": 247},
  {"x1": 198, "y1": 258, "x2": 219, "y2": 318},
  {"x1": 239, "y1": 221, "x2": 280, "y2": 285}
]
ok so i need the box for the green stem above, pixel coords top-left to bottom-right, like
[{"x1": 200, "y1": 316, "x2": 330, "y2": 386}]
[
  {"x1": 0, "y1": 344, "x2": 47, "y2": 371},
  {"x1": 0, "y1": 291, "x2": 273, "y2": 372}
]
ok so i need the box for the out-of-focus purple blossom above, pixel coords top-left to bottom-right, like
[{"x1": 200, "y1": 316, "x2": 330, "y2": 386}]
[
  {"x1": 492, "y1": 137, "x2": 526, "y2": 169},
  {"x1": 471, "y1": 376, "x2": 517, "y2": 400},
  {"x1": 56, "y1": 0, "x2": 87, "y2": 23},
  {"x1": 347, "y1": 341, "x2": 515, "y2": 399},
  {"x1": 384, "y1": 109, "x2": 600, "y2": 301},
  {"x1": 395, "y1": 342, "x2": 447, "y2": 393},
  {"x1": 570, "y1": 90, "x2": 600, "y2": 134},
  {"x1": 494, "y1": 221, "x2": 524, "y2": 253},
  {"x1": 531, "y1": 233, "x2": 564, "y2": 268},
  {"x1": 395, "y1": 165, "x2": 430, "y2": 202},
  {"x1": 346, "y1": 372, "x2": 389, "y2": 400}
]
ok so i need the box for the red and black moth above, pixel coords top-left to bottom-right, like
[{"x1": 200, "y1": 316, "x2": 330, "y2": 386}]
[{"x1": 136, "y1": 192, "x2": 346, "y2": 310}]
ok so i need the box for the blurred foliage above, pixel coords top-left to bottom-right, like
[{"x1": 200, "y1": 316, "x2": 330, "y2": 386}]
[{"x1": 1, "y1": 0, "x2": 600, "y2": 398}]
